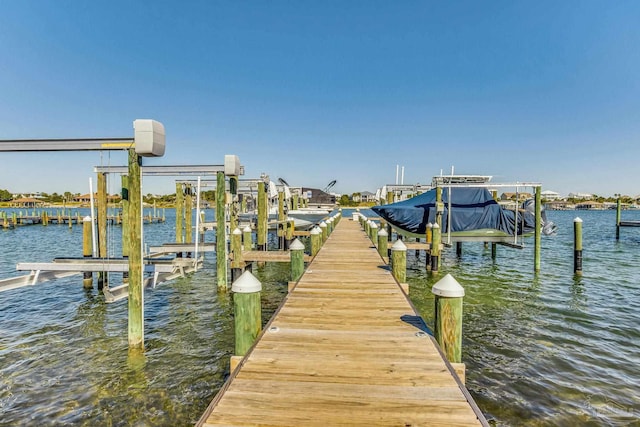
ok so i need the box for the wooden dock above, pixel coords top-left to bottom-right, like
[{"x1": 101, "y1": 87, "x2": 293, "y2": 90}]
[{"x1": 198, "y1": 217, "x2": 487, "y2": 426}]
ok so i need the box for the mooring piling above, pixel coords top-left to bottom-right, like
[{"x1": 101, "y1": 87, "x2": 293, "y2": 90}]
[
  {"x1": 232, "y1": 271, "x2": 262, "y2": 358},
  {"x1": 574, "y1": 217, "x2": 583, "y2": 276},
  {"x1": 290, "y1": 238, "x2": 305, "y2": 282},
  {"x1": 391, "y1": 239, "x2": 407, "y2": 284},
  {"x1": 432, "y1": 273, "x2": 465, "y2": 364}
]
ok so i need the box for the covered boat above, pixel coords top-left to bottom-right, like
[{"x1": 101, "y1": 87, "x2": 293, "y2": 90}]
[{"x1": 372, "y1": 187, "x2": 554, "y2": 241}]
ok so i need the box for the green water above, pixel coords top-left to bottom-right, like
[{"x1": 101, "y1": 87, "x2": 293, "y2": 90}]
[{"x1": 1, "y1": 208, "x2": 639, "y2": 425}]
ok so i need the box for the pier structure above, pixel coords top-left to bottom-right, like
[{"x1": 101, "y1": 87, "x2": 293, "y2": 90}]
[
  {"x1": 198, "y1": 215, "x2": 487, "y2": 426},
  {"x1": 615, "y1": 196, "x2": 640, "y2": 239}
]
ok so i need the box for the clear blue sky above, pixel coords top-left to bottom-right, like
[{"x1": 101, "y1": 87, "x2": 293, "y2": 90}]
[{"x1": 1, "y1": 1, "x2": 639, "y2": 197}]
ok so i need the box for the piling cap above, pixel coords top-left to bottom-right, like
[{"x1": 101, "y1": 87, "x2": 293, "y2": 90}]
[
  {"x1": 378, "y1": 228, "x2": 388, "y2": 237},
  {"x1": 426, "y1": 223, "x2": 433, "y2": 229},
  {"x1": 243, "y1": 225, "x2": 252, "y2": 232},
  {"x1": 290, "y1": 238, "x2": 305, "y2": 251},
  {"x1": 370, "y1": 222, "x2": 378, "y2": 229},
  {"x1": 574, "y1": 217, "x2": 583, "y2": 223},
  {"x1": 231, "y1": 270, "x2": 262, "y2": 293},
  {"x1": 83, "y1": 216, "x2": 92, "y2": 222},
  {"x1": 232, "y1": 227, "x2": 242, "y2": 235},
  {"x1": 432, "y1": 222, "x2": 440, "y2": 229},
  {"x1": 432, "y1": 273, "x2": 465, "y2": 298},
  {"x1": 310, "y1": 227, "x2": 320, "y2": 235},
  {"x1": 391, "y1": 239, "x2": 407, "y2": 251},
  {"x1": 319, "y1": 221, "x2": 327, "y2": 228}
]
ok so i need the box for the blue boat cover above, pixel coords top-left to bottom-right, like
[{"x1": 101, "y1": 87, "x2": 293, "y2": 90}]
[{"x1": 372, "y1": 187, "x2": 536, "y2": 235}]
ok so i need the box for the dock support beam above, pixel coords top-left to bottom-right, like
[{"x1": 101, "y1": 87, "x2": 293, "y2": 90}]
[
  {"x1": 185, "y1": 184, "x2": 193, "y2": 246},
  {"x1": 216, "y1": 171, "x2": 228, "y2": 290},
  {"x1": 432, "y1": 274, "x2": 464, "y2": 364},
  {"x1": 534, "y1": 186, "x2": 541, "y2": 272},
  {"x1": 310, "y1": 227, "x2": 321, "y2": 257},
  {"x1": 232, "y1": 271, "x2": 262, "y2": 357},
  {"x1": 121, "y1": 175, "x2": 130, "y2": 281},
  {"x1": 431, "y1": 223, "x2": 441, "y2": 273},
  {"x1": 231, "y1": 228, "x2": 243, "y2": 282},
  {"x1": 257, "y1": 181, "x2": 267, "y2": 251},
  {"x1": 175, "y1": 182, "x2": 184, "y2": 245},
  {"x1": 391, "y1": 239, "x2": 407, "y2": 284},
  {"x1": 574, "y1": 217, "x2": 583, "y2": 276},
  {"x1": 616, "y1": 197, "x2": 621, "y2": 240},
  {"x1": 127, "y1": 149, "x2": 144, "y2": 350},
  {"x1": 290, "y1": 238, "x2": 305, "y2": 282},
  {"x1": 377, "y1": 228, "x2": 388, "y2": 259},
  {"x1": 97, "y1": 172, "x2": 108, "y2": 289},
  {"x1": 82, "y1": 216, "x2": 93, "y2": 288}
]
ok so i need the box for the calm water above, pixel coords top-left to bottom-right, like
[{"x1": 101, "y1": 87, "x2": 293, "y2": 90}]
[{"x1": 1, "y1": 208, "x2": 639, "y2": 426}]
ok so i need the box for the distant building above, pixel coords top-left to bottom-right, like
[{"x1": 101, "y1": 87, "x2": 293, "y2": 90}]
[
  {"x1": 352, "y1": 191, "x2": 376, "y2": 203},
  {"x1": 568, "y1": 192, "x2": 593, "y2": 200},
  {"x1": 10, "y1": 197, "x2": 45, "y2": 208},
  {"x1": 541, "y1": 190, "x2": 561, "y2": 201},
  {"x1": 72, "y1": 193, "x2": 121, "y2": 204},
  {"x1": 500, "y1": 192, "x2": 533, "y2": 201},
  {"x1": 302, "y1": 187, "x2": 336, "y2": 208}
]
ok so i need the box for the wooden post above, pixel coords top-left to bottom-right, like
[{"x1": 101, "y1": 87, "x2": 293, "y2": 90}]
[
  {"x1": 377, "y1": 228, "x2": 388, "y2": 259},
  {"x1": 231, "y1": 228, "x2": 243, "y2": 282},
  {"x1": 216, "y1": 171, "x2": 228, "y2": 290},
  {"x1": 426, "y1": 223, "x2": 433, "y2": 270},
  {"x1": 574, "y1": 217, "x2": 583, "y2": 276},
  {"x1": 387, "y1": 223, "x2": 393, "y2": 242},
  {"x1": 432, "y1": 273, "x2": 465, "y2": 363},
  {"x1": 232, "y1": 271, "x2": 262, "y2": 356},
  {"x1": 435, "y1": 186, "x2": 443, "y2": 230},
  {"x1": 310, "y1": 226, "x2": 321, "y2": 257},
  {"x1": 257, "y1": 181, "x2": 267, "y2": 251},
  {"x1": 456, "y1": 242, "x2": 462, "y2": 258},
  {"x1": 391, "y1": 239, "x2": 407, "y2": 284},
  {"x1": 534, "y1": 186, "x2": 541, "y2": 272},
  {"x1": 491, "y1": 243, "x2": 497, "y2": 260},
  {"x1": 293, "y1": 193, "x2": 299, "y2": 210},
  {"x1": 121, "y1": 175, "x2": 130, "y2": 282},
  {"x1": 127, "y1": 149, "x2": 144, "y2": 350},
  {"x1": 319, "y1": 221, "x2": 327, "y2": 243},
  {"x1": 185, "y1": 184, "x2": 193, "y2": 245},
  {"x1": 175, "y1": 182, "x2": 184, "y2": 244},
  {"x1": 97, "y1": 171, "x2": 108, "y2": 289},
  {"x1": 229, "y1": 175, "x2": 239, "y2": 233},
  {"x1": 243, "y1": 225, "x2": 252, "y2": 252},
  {"x1": 431, "y1": 223, "x2": 441, "y2": 273},
  {"x1": 82, "y1": 216, "x2": 93, "y2": 288},
  {"x1": 616, "y1": 197, "x2": 621, "y2": 240},
  {"x1": 277, "y1": 191, "x2": 285, "y2": 249},
  {"x1": 285, "y1": 219, "x2": 295, "y2": 250},
  {"x1": 290, "y1": 238, "x2": 305, "y2": 282},
  {"x1": 370, "y1": 222, "x2": 378, "y2": 245}
]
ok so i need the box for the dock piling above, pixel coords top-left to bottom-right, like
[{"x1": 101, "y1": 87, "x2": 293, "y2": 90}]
[
  {"x1": 377, "y1": 228, "x2": 388, "y2": 259},
  {"x1": 232, "y1": 271, "x2": 262, "y2": 357},
  {"x1": 431, "y1": 223, "x2": 441, "y2": 273},
  {"x1": 574, "y1": 217, "x2": 583, "y2": 276},
  {"x1": 432, "y1": 273, "x2": 465, "y2": 364},
  {"x1": 310, "y1": 226, "x2": 321, "y2": 257},
  {"x1": 82, "y1": 216, "x2": 93, "y2": 288},
  {"x1": 290, "y1": 238, "x2": 305, "y2": 282},
  {"x1": 390, "y1": 239, "x2": 407, "y2": 284}
]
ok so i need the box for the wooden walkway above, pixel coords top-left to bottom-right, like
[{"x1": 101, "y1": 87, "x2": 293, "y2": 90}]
[{"x1": 198, "y1": 217, "x2": 487, "y2": 426}]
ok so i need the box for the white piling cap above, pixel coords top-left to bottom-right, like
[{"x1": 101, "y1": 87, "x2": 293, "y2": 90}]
[
  {"x1": 243, "y1": 225, "x2": 252, "y2": 232},
  {"x1": 370, "y1": 222, "x2": 378, "y2": 229},
  {"x1": 427, "y1": 223, "x2": 433, "y2": 229},
  {"x1": 232, "y1": 227, "x2": 242, "y2": 235},
  {"x1": 231, "y1": 270, "x2": 262, "y2": 293},
  {"x1": 319, "y1": 221, "x2": 327, "y2": 228},
  {"x1": 378, "y1": 228, "x2": 388, "y2": 237},
  {"x1": 574, "y1": 217, "x2": 583, "y2": 223},
  {"x1": 432, "y1": 222, "x2": 440, "y2": 229},
  {"x1": 310, "y1": 227, "x2": 320, "y2": 235},
  {"x1": 83, "y1": 216, "x2": 92, "y2": 222},
  {"x1": 290, "y1": 238, "x2": 305, "y2": 251},
  {"x1": 432, "y1": 273, "x2": 465, "y2": 298},
  {"x1": 391, "y1": 239, "x2": 407, "y2": 251}
]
